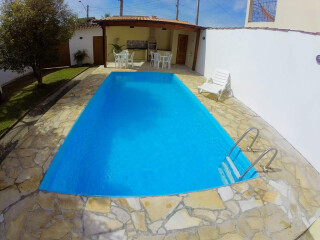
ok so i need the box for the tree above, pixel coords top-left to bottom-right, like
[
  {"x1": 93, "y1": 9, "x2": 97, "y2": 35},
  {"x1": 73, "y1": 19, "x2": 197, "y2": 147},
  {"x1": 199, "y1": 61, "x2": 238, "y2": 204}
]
[
  {"x1": 0, "y1": 0, "x2": 77, "y2": 86},
  {"x1": 103, "y1": 13, "x2": 110, "y2": 18}
]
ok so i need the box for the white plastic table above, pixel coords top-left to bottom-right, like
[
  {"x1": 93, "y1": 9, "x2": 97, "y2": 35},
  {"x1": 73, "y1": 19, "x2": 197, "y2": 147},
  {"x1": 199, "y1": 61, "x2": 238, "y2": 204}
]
[
  {"x1": 160, "y1": 55, "x2": 169, "y2": 69},
  {"x1": 119, "y1": 52, "x2": 129, "y2": 68}
]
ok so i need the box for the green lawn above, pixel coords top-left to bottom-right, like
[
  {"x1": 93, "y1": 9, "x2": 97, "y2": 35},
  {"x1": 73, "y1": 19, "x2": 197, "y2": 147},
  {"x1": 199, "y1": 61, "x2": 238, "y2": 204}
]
[{"x1": 0, "y1": 67, "x2": 88, "y2": 134}]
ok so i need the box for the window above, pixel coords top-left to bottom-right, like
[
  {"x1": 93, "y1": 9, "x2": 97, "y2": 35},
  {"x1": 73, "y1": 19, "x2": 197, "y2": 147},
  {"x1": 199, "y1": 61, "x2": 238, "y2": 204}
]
[{"x1": 249, "y1": 0, "x2": 278, "y2": 22}]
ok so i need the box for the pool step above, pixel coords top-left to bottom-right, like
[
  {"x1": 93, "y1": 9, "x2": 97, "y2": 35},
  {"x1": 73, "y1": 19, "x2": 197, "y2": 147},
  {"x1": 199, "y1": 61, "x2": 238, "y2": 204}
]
[
  {"x1": 225, "y1": 156, "x2": 241, "y2": 179},
  {"x1": 218, "y1": 167, "x2": 229, "y2": 185},
  {"x1": 218, "y1": 160, "x2": 237, "y2": 185},
  {"x1": 219, "y1": 127, "x2": 260, "y2": 184}
]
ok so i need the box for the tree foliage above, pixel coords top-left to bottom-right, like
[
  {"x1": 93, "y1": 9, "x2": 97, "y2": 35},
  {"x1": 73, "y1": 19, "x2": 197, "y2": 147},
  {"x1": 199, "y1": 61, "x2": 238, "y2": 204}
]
[{"x1": 0, "y1": 0, "x2": 77, "y2": 85}]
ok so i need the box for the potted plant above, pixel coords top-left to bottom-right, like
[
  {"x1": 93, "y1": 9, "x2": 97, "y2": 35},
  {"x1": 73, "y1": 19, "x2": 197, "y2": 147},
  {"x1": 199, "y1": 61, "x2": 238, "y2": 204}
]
[
  {"x1": 110, "y1": 38, "x2": 124, "y2": 54},
  {"x1": 74, "y1": 50, "x2": 88, "y2": 66},
  {"x1": 111, "y1": 43, "x2": 124, "y2": 53}
]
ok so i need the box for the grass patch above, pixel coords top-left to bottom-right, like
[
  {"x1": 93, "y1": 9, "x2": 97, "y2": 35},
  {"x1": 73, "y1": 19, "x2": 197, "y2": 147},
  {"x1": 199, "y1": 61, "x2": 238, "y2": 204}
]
[{"x1": 0, "y1": 67, "x2": 88, "y2": 134}]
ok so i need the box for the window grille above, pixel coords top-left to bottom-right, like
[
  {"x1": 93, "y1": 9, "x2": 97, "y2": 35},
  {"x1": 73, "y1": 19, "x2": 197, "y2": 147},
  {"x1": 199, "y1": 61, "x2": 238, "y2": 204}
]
[{"x1": 249, "y1": 0, "x2": 278, "y2": 22}]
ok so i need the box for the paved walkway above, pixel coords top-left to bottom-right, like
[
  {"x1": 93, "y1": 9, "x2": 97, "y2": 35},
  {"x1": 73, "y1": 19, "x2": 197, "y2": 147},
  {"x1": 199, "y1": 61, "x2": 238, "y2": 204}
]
[{"x1": 0, "y1": 64, "x2": 319, "y2": 239}]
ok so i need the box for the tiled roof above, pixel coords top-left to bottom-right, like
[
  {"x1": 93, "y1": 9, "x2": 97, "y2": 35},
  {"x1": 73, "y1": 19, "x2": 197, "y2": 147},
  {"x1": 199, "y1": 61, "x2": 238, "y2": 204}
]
[
  {"x1": 77, "y1": 23, "x2": 100, "y2": 30},
  {"x1": 95, "y1": 16, "x2": 205, "y2": 29}
]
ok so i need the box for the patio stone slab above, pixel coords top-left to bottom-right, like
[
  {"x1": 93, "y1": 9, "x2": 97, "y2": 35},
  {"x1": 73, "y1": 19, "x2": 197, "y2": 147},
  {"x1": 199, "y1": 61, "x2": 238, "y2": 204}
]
[
  {"x1": 192, "y1": 209, "x2": 218, "y2": 222},
  {"x1": 198, "y1": 226, "x2": 219, "y2": 240},
  {"x1": 184, "y1": 190, "x2": 225, "y2": 210},
  {"x1": 40, "y1": 219, "x2": 73, "y2": 239},
  {"x1": 57, "y1": 195, "x2": 83, "y2": 210},
  {"x1": 6, "y1": 212, "x2": 27, "y2": 240},
  {"x1": 140, "y1": 196, "x2": 181, "y2": 221},
  {"x1": 113, "y1": 198, "x2": 141, "y2": 211},
  {"x1": 85, "y1": 197, "x2": 111, "y2": 213},
  {"x1": 239, "y1": 197, "x2": 264, "y2": 212},
  {"x1": 219, "y1": 233, "x2": 245, "y2": 240},
  {"x1": 148, "y1": 220, "x2": 163, "y2": 234},
  {"x1": 110, "y1": 206, "x2": 130, "y2": 223},
  {"x1": 37, "y1": 191, "x2": 55, "y2": 209},
  {"x1": 164, "y1": 209, "x2": 202, "y2": 230},
  {"x1": 131, "y1": 211, "x2": 147, "y2": 232},
  {"x1": 84, "y1": 211, "x2": 123, "y2": 236},
  {"x1": 0, "y1": 186, "x2": 20, "y2": 212}
]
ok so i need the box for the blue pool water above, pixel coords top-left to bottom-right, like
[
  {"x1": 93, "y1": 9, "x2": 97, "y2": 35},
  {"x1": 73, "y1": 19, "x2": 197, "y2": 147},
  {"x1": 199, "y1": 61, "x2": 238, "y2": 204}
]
[{"x1": 40, "y1": 72, "x2": 258, "y2": 197}]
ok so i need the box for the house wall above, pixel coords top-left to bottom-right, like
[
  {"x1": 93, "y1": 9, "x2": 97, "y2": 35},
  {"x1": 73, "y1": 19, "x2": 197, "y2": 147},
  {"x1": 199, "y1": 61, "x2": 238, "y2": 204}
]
[
  {"x1": 69, "y1": 27, "x2": 102, "y2": 65},
  {"x1": 196, "y1": 28, "x2": 320, "y2": 172},
  {"x1": 245, "y1": 0, "x2": 320, "y2": 33},
  {"x1": 170, "y1": 30, "x2": 197, "y2": 67},
  {"x1": 106, "y1": 26, "x2": 150, "y2": 61},
  {"x1": 105, "y1": 26, "x2": 196, "y2": 67},
  {"x1": 155, "y1": 28, "x2": 172, "y2": 50}
]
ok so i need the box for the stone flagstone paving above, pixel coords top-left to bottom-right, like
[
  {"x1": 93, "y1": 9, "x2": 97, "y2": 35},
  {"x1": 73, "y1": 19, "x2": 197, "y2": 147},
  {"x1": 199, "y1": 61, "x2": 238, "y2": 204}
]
[{"x1": 0, "y1": 64, "x2": 319, "y2": 239}]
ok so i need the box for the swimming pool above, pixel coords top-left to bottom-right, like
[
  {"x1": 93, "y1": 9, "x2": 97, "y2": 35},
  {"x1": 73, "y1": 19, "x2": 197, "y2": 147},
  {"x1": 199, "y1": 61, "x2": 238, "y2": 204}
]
[{"x1": 40, "y1": 72, "x2": 257, "y2": 197}]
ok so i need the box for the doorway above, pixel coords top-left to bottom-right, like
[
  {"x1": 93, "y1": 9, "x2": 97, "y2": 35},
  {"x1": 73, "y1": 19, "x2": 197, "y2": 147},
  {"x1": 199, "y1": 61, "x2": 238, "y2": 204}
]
[
  {"x1": 176, "y1": 34, "x2": 188, "y2": 64},
  {"x1": 93, "y1": 36, "x2": 104, "y2": 65}
]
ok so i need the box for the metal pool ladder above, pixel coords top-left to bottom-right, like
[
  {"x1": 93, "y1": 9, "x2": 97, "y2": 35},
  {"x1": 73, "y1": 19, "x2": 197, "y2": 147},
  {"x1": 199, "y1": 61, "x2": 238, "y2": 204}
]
[{"x1": 218, "y1": 127, "x2": 278, "y2": 184}]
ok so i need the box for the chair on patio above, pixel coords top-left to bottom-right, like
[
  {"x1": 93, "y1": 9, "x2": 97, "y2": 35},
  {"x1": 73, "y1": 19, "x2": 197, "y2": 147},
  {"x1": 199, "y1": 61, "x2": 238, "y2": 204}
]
[
  {"x1": 162, "y1": 53, "x2": 172, "y2": 69},
  {"x1": 128, "y1": 52, "x2": 135, "y2": 68},
  {"x1": 119, "y1": 50, "x2": 129, "y2": 68},
  {"x1": 153, "y1": 53, "x2": 161, "y2": 69},
  {"x1": 198, "y1": 69, "x2": 231, "y2": 101},
  {"x1": 150, "y1": 51, "x2": 155, "y2": 66},
  {"x1": 113, "y1": 49, "x2": 121, "y2": 68}
]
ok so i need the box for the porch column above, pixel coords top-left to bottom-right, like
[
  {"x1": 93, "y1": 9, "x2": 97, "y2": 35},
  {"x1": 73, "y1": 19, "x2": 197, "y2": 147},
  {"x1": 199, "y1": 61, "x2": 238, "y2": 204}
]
[
  {"x1": 102, "y1": 25, "x2": 107, "y2": 68},
  {"x1": 192, "y1": 29, "x2": 201, "y2": 71}
]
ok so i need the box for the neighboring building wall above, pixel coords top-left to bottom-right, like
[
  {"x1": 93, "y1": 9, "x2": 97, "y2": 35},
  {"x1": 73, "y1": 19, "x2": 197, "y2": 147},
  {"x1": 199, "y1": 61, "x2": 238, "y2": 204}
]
[
  {"x1": 196, "y1": 28, "x2": 320, "y2": 172},
  {"x1": 0, "y1": 69, "x2": 32, "y2": 86},
  {"x1": 69, "y1": 27, "x2": 102, "y2": 65},
  {"x1": 1, "y1": 27, "x2": 102, "y2": 86},
  {"x1": 245, "y1": 0, "x2": 320, "y2": 33}
]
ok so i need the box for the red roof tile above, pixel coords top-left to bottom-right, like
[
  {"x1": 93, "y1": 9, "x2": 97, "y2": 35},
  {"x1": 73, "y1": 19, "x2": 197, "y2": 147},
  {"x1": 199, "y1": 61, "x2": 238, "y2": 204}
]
[
  {"x1": 95, "y1": 16, "x2": 205, "y2": 29},
  {"x1": 77, "y1": 23, "x2": 100, "y2": 30}
]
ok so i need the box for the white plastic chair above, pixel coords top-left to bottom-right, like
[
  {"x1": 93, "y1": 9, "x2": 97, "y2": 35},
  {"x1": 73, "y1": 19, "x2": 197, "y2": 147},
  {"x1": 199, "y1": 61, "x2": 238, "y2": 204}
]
[
  {"x1": 150, "y1": 51, "x2": 155, "y2": 66},
  {"x1": 153, "y1": 53, "x2": 161, "y2": 69},
  {"x1": 119, "y1": 50, "x2": 129, "y2": 68},
  {"x1": 162, "y1": 53, "x2": 172, "y2": 69},
  {"x1": 113, "y1": 49, "x2": 121, "y2": 68},
  {"x1": 128, "y1": 52, "x2": 135, "y2": 68},
  {"x1": 198, "y1": 69, "x2": 231, "y2": 101}
]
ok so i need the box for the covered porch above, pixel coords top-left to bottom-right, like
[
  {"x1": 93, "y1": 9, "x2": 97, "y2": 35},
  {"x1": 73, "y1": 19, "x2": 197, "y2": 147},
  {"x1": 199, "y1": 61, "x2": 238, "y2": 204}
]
[{"x1": 94, "y1": 16, "x2": 206, "y2": 70}]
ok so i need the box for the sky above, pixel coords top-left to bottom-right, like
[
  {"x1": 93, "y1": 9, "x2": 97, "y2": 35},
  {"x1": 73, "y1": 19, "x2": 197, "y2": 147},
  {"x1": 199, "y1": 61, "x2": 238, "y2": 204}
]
[{"x1": 64, "y1": 0, "x2": 248, "y2": 27}]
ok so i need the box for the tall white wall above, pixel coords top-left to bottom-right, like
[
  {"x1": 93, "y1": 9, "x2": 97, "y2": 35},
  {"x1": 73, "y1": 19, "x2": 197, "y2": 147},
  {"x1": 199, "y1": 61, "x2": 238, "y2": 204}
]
[
  {"x1": 69, "y1": 27, "x2": 102, "y2": 65},
  {"x1": 196, "y1": 28, "x2": 320, "y2": 172}
]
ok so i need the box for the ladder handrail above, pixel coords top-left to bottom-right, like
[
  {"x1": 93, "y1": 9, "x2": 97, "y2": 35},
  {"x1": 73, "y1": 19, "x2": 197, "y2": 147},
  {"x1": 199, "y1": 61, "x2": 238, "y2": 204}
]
[
  {"x1": 227, "y1": 127, "x2": 260, "y2": 157},
  {"x1": 263, "y1": 148, "x2": 279, "y2": 170},
  {"x1": 238, "y1": 147, "x2": 278, "y2": 180}
]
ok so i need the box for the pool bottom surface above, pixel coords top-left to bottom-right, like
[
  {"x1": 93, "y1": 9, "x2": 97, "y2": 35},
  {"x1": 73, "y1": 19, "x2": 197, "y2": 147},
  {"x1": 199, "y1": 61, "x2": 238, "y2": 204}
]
[{"x1": 40, "y1": 72, "x2": 257, "y2": 197}]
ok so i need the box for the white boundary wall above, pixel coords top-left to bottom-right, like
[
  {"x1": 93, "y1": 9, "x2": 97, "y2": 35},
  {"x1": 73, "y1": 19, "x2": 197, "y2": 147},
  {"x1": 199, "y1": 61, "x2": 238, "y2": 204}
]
[
  {"x1": 196, "y1": 28, "x2": 320, "y2": 172},
  {"x1": 0, "y1": 69, "x2": 32, "y2": 86},
  {"x1": 69, "y1": 27, "x2": 102, "y2": 65}
]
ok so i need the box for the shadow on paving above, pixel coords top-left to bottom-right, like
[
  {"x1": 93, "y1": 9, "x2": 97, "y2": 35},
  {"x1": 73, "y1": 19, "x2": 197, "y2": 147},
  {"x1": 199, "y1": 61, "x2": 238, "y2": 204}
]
[{"x1": 0, "y1": 79, "x2": 81, "y2": 164}]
